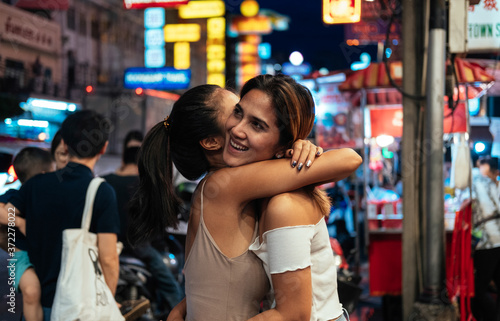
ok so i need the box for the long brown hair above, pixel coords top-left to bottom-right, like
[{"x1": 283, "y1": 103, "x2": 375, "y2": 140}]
[{"x1": 241, "y1": 74, "x2": 331, "y2": 216}]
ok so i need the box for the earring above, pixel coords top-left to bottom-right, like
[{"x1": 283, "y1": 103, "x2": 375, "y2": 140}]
[{"x1": 275, "y1": 153, "x2": 284, "y2": 159}]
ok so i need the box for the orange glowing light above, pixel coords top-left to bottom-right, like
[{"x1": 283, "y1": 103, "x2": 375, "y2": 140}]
[
  {"x1": 323, "y1": 0, "x2": 361, "y2": 24},
  {"x1": 135, "y1": 88, "x2": 144, "y2": 95},
  {"x1": 85, "y1": 85, "x2": 93, "y2": 93},
  {"x1": 240, "y1": 0, "x2": 259, "y2": 17},
  {"x1": 8, "y1": 165, "x2": 17, "y2": 181},
  {"x1": 144, "y1": 89, "x2": 180, "y2": 101}
]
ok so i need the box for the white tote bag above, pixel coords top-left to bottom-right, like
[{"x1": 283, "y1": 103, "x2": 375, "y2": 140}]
[{"x1": 51, "y1": 178, "x2": 124, "y2": 321}]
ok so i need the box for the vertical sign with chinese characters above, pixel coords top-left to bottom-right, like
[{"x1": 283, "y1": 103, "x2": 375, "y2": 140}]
[
  {"x1": 144, "y1": 8, "x2": 166, "y2": 68},
  {"x1": 207, "y1": 17, "x2": 226, "y2": 87}
]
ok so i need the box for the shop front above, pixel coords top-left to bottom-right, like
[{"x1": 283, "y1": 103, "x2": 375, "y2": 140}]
[{"x1": 337, "y1": 58, "x2": 495, "y2": 306}]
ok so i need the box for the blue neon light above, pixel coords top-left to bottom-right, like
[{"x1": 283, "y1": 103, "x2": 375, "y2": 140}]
[
  {"x1": 145, "y1": 29, "x2": 165, "y2": 48},
  {"x1": 258, "y1": 43, "x2": 271, "y2": 60},
  {"x1": 350, "y1": 52, "x2": 371, "y2": 71},
  {"x1": 145, "y1": 48, "x2": 166, "y2": 68},
  {"x1": 124, "y1": 67, "x2": 191, "y2": 90},
  {"x1": 144, "y1": 8, "x2": 165, "y2": 29}
]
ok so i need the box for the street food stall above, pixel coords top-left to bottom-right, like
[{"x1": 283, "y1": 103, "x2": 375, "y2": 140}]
[{"x1": 334, "y1": 58, "x2": 495, "y2": 299}]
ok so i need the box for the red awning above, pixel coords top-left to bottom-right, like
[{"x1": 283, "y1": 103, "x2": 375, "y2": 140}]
[
  {"x1": 340, "y1": 58, "x2": 495, "y2": 91},
  {"x1": 15, "y1": 0, "x2": 68, "y2": 10}
]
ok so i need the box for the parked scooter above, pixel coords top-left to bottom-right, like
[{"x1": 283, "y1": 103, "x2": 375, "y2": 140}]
[{"x1": 116, "y1": 235, "x2": 184, "y2": 320}]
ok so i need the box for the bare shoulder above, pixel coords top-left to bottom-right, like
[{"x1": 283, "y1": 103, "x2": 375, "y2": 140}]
[{"x1": 263, "y1": 191, "x2": 321, "y2": 231}]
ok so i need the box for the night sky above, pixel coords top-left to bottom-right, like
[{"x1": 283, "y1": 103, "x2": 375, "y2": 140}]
[{"x1": 227, "y1": 0, "x2": 375, "y2": 72}]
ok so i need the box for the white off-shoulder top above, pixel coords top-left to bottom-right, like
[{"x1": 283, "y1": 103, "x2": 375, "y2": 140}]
[{"x1": 249, "y1": 218, "x2": 343, "y2": 321}]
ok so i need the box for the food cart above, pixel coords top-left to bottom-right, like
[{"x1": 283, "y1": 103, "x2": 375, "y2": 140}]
[{"x1": 333, "y1": 58, "x2": 496, "y2": 303}]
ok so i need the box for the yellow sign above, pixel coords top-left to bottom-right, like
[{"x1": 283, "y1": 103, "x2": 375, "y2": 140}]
[
  {"x1": 164, "y1": 24, "x2": 200, "y2": 42},
  {"x1": 207, "y1": 73, "x2": 225, "y2": 88},
  {"x1": 323, "y1": 0, "x2": 361, "y2": 24},
  {"x1": 174, "y1": 42, "x2": 190, "y2": 69},
  {"x1": 206, "y1": 16, "x2": 226, "y2": 88},
  {"x1": 207, "y1": 17, "x2": 225, "y2": 39},
  {"x1": 179, "y1": 1, "x2": 225, "y2": 19}
]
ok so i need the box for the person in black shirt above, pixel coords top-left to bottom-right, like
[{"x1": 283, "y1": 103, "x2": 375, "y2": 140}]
[
  {"x1": 104, "y1": 146, "x2": 183, "y2": 315},
  {"x1": 5, "y1": 111, "x2": 121, "y2": 320},
  {"x1": 0, "y1": 147, "x2": 53, "y2": 321}
]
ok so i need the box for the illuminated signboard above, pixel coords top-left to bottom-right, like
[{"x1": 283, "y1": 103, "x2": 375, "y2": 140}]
[
  {"x1": 282, "y1": 62, "x2": 312, "y2": 76},
  {"x1": 124, "y1": 0, "x2": 188, "y2": 9},
  {"x1": 124, "y1": 67, "x2": 191, "y2": 90},
  {"x1": 230, "y1": 16, "x2": 272, "y2": 35},
  {"x1": 178, "y1": 0, "x2": 225, "y2": 19},
  {"x1": 323, "y1": 0, "x2": 361, "y2": 24},
  {"x1": 145, "y1": 48, "x2": 166, "y2": 68},
  {"x1": 164, "y1": 24, "x2": 201, "y2": 42},
  {"x1": 174, "y1": 42, "x2": 190, "y2": 69},
  {"x1": 145, "y1": 28, "x2": 165, "y2": 48},
  {"x1": 144, "y1": 8, "x2": 165, "y2": 29},
  {"x1": 258, "y1": 43, "x2": 271, "y2": 59},
  {"x1": 468, "y1": 4, "x2": 500, "y2": 52},
  {"x1": 207, "y1": 16, "x2": 226, "y2": 87}
]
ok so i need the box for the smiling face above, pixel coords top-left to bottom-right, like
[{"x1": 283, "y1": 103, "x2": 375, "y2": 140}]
[{"x1": 223, "y1": 89, "x2": 282, "y2": 167}]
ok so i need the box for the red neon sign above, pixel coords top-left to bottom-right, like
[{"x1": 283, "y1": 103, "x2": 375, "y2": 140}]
[{"x1": 124, "y1": 0, "x2": 188, "y2": 9}]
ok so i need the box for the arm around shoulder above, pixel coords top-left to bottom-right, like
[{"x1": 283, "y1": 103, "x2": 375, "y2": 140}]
[
  {"x1": 213, "y1": 148, "x2": 362, "y2": 205},
  {"x1": 167, "y1": 298, "x2": 187, "y2": 321}
]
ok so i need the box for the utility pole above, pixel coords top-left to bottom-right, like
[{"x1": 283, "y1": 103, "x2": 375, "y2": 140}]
[
  {"x1": 401, "y1": 0, "x2": 425, "y2": 318},
  {"x1": 412, "y1": 0, "x2": 456, "y2": 318}
]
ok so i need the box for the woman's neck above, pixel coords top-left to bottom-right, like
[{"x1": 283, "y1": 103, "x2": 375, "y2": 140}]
[{"x1": 205, "y1": 150, "x2": 227, "y2": 172}]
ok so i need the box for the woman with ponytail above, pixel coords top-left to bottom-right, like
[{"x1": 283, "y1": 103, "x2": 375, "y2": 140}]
[{"x1": 131, "y1": 77, "x2": 361, "y2": 321}]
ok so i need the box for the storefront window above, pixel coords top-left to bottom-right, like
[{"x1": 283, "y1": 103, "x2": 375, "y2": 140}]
[
  {"x1": 79, "y1": 12, "x2": 86, "y2": 36},
  {"x1": 4, "y1": 59, "x2": 25, "y2": 91},
  {"x1": 91, "y1": 16, "x2": 100, "y2": 39},
  {"x1": 67, "y1": 7, "x2": 75, "y2": 30}
]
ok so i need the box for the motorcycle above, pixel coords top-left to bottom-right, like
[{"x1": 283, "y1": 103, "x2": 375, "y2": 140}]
[{"x1": 116, "y1": 234, "x2": 184, "y2": 320}]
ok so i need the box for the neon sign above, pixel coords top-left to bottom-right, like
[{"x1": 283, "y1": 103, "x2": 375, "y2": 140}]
[{"x1": 124, "y1": 67, "x2": 191, "y2": 90}]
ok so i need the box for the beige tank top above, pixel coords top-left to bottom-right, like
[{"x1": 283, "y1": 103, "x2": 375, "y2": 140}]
[{"x1": 184, "y1": 180, "x2": 270, "y2": 321}]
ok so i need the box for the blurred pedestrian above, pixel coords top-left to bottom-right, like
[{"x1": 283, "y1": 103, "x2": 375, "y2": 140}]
[
  {"x1": 471, "y1": 156, "x2": 500, "y2": 321},
  {"x1": 4, "y1": 110, "x2": 121, "y2": 320},
  {"x1": 50, "y1": 130, "x2": 69, "y2": 170},
  {"x1": 0, "y1": 147, "x2": 53, "y2": 321},
  {"x1": 123, "y1": 130, "x2": 143, "y2": 150},
  {"x1": 103, "y1": 145, "x2": 183, "y2": 316}
]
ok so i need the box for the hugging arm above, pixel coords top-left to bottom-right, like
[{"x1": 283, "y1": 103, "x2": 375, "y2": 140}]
[
  {"x1": 247, "y1": 269, "x2": 312, "y2": 321},
  {"x1": 211, "y1": 148, "x2": 362, "y2": 205},
  {"x1": 166, "y1": 298, "x2": 187, "y2": 321}
]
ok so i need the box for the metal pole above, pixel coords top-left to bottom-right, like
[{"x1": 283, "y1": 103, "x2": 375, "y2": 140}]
[
  {"x1": 422, "y1": 0, "x2": 446, "y2": 302},
  {"x1": 402, "y1": 0, "x2": 426, "y2": 317}
]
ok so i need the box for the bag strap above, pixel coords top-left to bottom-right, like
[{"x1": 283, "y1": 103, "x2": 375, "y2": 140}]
[{"x1": 81, "y1": 177, "x2": 105, "y2": 231}]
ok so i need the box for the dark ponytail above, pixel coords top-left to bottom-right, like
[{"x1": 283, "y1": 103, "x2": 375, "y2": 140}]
[{"x1": 128, "y1": 84, "x2": 225, "y2": 245}]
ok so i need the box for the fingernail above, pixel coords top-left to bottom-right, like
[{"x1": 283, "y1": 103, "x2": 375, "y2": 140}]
[
  {"x1": 306, "y1": 160, "x2": 312, "y2": 167},
  {"x1": 316, "y1": 151, "x2": 321, "y2": 156},
  {"x1": 292, "y1": 161, "x2": 297, "y2": 168},
  {"x1": 298, "y1": 163, "x2": 303, "y2": 171}
]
